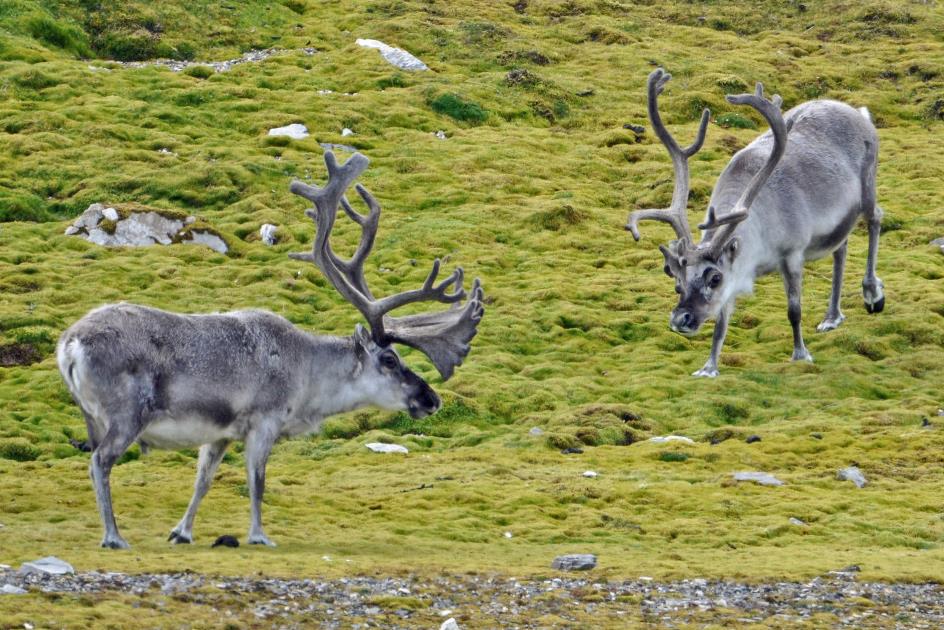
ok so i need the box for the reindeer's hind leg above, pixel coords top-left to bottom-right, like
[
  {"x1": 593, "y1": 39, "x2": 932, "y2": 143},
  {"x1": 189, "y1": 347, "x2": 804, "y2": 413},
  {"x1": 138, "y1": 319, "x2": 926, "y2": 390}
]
[
  {"x1": 817, "y1": 240, "x2": 847, "y2": 332},
  {"x1": 861, "y1": 141, "x2": 885, "y2": 313},
  {"x1": 169, "y1": 439, "x2": 230, "y2": 544},
  {"x1": 89, "y1": 411, "x2": 146, "y2": 549}
]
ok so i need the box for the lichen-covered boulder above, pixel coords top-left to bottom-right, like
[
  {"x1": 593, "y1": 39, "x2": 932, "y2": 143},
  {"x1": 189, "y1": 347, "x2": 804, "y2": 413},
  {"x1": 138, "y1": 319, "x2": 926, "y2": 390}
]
[{"x1": 64, "y1": 203, "x2": 228, "y2": 254}]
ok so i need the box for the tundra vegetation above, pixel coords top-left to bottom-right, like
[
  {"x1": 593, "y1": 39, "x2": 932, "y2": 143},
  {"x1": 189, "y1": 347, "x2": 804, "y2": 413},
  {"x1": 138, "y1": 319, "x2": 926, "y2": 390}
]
[{"x1": 0, "y1": 0, "x2": 943, "y2": 626}]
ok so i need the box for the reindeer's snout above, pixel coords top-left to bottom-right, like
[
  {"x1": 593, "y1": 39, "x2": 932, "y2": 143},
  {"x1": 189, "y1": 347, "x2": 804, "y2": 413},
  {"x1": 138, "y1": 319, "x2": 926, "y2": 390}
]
[
  {"x1": 408, "y1": 385, "x2": 441, "y2": 419},
  {"x1": 670, "y1": 309, "x2": 700, "y2": 336}
]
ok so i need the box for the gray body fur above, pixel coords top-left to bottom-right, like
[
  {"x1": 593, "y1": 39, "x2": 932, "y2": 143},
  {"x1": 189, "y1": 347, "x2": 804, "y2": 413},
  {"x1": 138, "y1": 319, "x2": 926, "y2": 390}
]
[{"x1": 58, "y1": 303, "x2": 439, "y2": 548}]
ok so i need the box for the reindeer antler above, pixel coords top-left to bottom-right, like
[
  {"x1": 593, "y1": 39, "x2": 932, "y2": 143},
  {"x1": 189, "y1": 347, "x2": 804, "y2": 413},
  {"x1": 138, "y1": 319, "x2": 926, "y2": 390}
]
[
  {"x1": 699, "y1": 82, "x2": 793, "y2": 259},
  {"x1": 290, "y1": 151, "x2": 484, "y2": 379},
  {"x1": 626, "y1": 68, "x2": 710, "y2": 246}
]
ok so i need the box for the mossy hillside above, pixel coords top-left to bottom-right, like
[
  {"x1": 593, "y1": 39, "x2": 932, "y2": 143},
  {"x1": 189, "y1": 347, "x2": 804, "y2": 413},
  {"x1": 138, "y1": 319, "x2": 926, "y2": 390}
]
[{"x1": 0, "y1": 0, "x2": 943, "y2": 599}]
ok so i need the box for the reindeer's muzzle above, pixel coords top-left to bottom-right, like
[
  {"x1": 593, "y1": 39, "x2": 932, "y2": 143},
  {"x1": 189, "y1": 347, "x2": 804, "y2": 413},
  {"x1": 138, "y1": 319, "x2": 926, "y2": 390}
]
[
  {"x1": 670, "y1": 309, "x2": 701, "y2": 336},
  {"x1": 408, "y1": 385, "x2": 441, "y2": 419}
]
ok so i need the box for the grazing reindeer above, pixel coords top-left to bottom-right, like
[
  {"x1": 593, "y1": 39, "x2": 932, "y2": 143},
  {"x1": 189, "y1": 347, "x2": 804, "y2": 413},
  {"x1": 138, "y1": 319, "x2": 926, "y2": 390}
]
[
  {"x1": 57, "y1": 151, "x2": 485, "y2": 549},
  {"x1": 626, "y1": 69, "x2": 884, "y2": 377}
]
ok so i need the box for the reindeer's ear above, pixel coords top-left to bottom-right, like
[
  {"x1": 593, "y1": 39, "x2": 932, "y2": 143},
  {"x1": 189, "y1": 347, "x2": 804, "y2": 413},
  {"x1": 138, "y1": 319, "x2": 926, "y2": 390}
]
[
  {"x1": 724, "y1": 237, "x2": 740, "y2": 263},
  {"x1": 353, "y1": 324, "x2": 372, "y2": 363},
  {"x1": 659, "y1": 242, "x2": 682, "y2": 277}
]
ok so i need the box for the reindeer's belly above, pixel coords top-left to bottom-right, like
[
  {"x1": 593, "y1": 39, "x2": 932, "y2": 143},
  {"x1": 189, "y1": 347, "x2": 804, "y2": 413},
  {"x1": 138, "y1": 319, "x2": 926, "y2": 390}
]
[{"x1": 140, "y1": 417, "x2": 241, "y2": 449}]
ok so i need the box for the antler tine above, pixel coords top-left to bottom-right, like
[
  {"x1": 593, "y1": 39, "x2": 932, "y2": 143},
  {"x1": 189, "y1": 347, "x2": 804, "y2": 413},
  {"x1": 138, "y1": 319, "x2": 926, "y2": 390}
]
[
  {"x1": 626, "y1": 68, "x2": 709, "y2": 245},
  {"x1": 289, "y1": 151, "x2": 377, "y2": 323},
  {"x1": 702, "y1": 82, "x2": 791, "y2": 258},
  {"x1": 290, "y1": 151, "x2": 483, "y2": 376}
]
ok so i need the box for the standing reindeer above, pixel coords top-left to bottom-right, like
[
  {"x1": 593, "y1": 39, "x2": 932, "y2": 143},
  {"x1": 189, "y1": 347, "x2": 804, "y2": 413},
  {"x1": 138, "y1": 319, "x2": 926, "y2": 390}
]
[
  {"x1": 57, "y1": 151, "x2": 484, "y2": 549},
  {"x1": 626, "y1": 69, "x2": 884, "y2": 377}
]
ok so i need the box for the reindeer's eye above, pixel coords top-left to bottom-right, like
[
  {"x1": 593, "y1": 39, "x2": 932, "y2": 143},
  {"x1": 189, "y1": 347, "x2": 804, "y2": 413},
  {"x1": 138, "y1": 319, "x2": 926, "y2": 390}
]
[
  {"x1": 380, "y1": 352, "x2": 399, "y2": 370},
  {"x1": 706, "y1": 271, "x2": 723, "y2": 289}
]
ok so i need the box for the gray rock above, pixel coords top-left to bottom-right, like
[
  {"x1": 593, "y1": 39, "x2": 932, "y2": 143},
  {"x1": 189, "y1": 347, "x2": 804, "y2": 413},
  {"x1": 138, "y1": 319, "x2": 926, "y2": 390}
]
[
  {"x1": 356, "y1": 38, "x2": 429, "y2": 71},
  {"x1": 260, "y1": 224, "x2": 278, "y2": 246},
  {"x1": 931, "y1": 237, "x2": 944, "y2": 253},
  {"x1": 64, "y1": 204, "x2": 228, "y2": 254},
  {"x1": 789, "y1": 517, "x2": 807, "y2": 526},
  {"x1": 528, "y1": 427, "x2": 544, "y2": 436},
  {"x1": 19, "y1": 556, "x2": 75, "y2": 576},
  {"x1": 440, "y1": 619, "x2": 460, "y2": 630},
  {"x1": 1, "y1": 584, "x2": 27, "y2": 595},
  {"x1": 837, "y1": 466, "x2": 867, "y2": 488},
  {"x1": 182, "y1": 230, "x2": 228, "y2": 254},
  {"x1": 551, "y1": 554, "x2": 597, "y2": 571},
  {"x1": 649, "y1": 435, "x2": 694, "y2": 445},
  {"x1": 341, "y1": 127, "x2": 355, "y2": 137},
  {"x1": 732, "y1": 472, "x2": 784, "y2": 487},
  {"x1": 112, "y1": 47, "x2": 316, "y2": 74},
  {"x1": 268, "y1": 123, "x2": 309, "y2": 139},
  {"x1": 365, "y1": 443, "x2": 408, "y2": 454}
]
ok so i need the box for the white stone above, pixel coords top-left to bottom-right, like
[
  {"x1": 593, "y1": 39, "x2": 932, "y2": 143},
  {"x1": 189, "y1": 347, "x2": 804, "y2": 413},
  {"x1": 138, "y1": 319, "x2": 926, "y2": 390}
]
[
  {"x1": 1, "y1": 584, "x2": 26, "y2": 595},
  {"x1": 341, "y1": 128, "x2": 354, "y2": 136},
  {"x1": 732, "y1": 471, "x2": 784, "y2": 487},
  {"x1": 260, "y1": 224, "x2": 278, "y2": 246},
  {"x1": 356, "y1": 38, "x2": 429, "y2": 71},
  {"x1": 529, "y1": 427, "x2": 544, "y2": 436},
  {"x1": 503, "y1": 531, "x2": 513, "y2": 538},
  {"x1": 789, "y1": 517, "x2": 807, "y2": 526},
  {"x1": 435, "y1": 130, "x2": 447, "y2": 140},
  {"x1": 837, "y1": 466, "x2": 867, "y2": 488},
  {"x1": 648, "y1": 435, "x2": 695, "y2": 445},
  {"x1": 19, "y1": 556, "x2": 74, "y2": 576},
  {"x1": 440, "y1": 619, "x2": 459, "y2": 630},
  {"x1": 582, "y1": 471, "x2": 598, "y2": 478},
  {"x1": 365, "y1": 443, "x2": 408, "y2": 454},
  {"x1": 268, "y1": 123, "x2": 309, "y2": 139},
  {"x1": 102, "y1": 207, "x2": 119, "y2": 221}
]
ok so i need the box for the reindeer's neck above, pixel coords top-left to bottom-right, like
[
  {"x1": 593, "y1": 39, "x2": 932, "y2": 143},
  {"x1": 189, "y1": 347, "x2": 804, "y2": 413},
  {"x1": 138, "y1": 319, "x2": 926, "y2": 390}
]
[{"x1": 300, "y1": 335, "x2": 376, "y2": 419}]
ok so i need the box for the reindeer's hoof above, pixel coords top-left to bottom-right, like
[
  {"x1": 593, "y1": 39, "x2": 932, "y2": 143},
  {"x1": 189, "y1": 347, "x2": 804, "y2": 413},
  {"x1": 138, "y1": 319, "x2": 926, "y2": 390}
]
[
  {"x1": 248, "y1": 535, "x2": 277, "y2": 547},
  {"x1": 168, "y1": 531, "x2": 192, "y2": 544},
  {"x1": 101, "y1": 537, "x2": 130, "y2": 550},
  {"x1": 791, "y1": 349, "x2": 814, "y2": 362},
  {"x1": 692, "y1": 367, "x2": 719, "y2": 378},
  {"x1": 816, "y1": 315, "x2": 845, "y2": 332},
  {"x1": 864, "y1": 296, "x2": 885, "y2": 314}
]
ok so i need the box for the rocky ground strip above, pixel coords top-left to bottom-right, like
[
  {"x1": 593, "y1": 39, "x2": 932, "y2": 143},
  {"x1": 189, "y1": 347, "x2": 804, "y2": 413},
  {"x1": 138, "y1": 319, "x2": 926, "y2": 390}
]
[{"x1": 2, "y1": 568, "x2": 942, "y2": 628}]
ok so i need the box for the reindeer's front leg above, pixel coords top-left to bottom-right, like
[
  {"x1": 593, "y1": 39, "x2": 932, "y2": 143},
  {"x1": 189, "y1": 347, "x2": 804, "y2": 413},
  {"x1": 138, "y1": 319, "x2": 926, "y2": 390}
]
[
  {"x1": 245, "y1": 426, "x2": 279, "y2": 546},
  {"x1": 693, "y1": 301, "x2": 733, "y2": 378},
  {"x1": 782, "y1": 257, "x2": 813, "y2": 362}
]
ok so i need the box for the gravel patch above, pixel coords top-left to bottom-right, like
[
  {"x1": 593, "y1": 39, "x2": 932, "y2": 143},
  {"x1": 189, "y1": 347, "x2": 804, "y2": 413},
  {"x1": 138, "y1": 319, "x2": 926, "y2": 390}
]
[{"x1": 1, "y1": 567, "x2": 942, "y2": 627}]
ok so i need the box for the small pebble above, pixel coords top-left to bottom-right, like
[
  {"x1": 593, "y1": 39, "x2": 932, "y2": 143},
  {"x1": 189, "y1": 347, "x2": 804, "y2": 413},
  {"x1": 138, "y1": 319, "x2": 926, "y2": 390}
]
[
  {"x1": 745, "y1": 435, "x2": 761, "y2": 444},
  {"x1": 582, "y1": 471, "x2": 598, "y2": 478}
]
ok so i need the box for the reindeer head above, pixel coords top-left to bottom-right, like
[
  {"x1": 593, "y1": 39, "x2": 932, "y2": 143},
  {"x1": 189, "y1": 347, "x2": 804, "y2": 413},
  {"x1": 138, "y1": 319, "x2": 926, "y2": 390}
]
[
  {"x1": 290, "y1": 151, "x2": 484, "y2": 417},
  {"x1": 627, "y1": 70, "x2": 790, "y2": 335}
]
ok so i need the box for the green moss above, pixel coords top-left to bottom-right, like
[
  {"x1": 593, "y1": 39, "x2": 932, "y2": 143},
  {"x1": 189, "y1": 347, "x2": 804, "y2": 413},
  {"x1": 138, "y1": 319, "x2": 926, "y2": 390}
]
[
  {"x1": 0, "y1": 439, "x2": 42, "y2": 462},
  {"x1": 428, "y1": 93, "x2": 488, "y2": 124}
]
